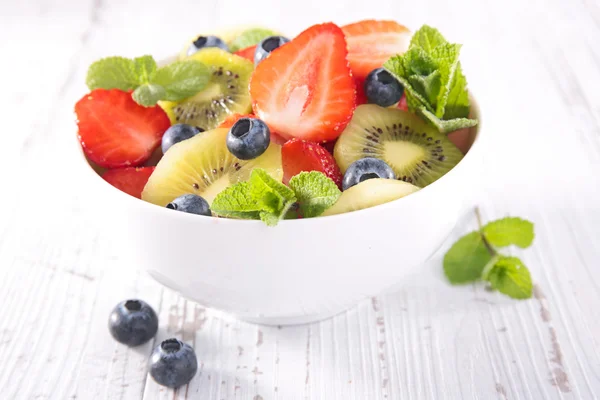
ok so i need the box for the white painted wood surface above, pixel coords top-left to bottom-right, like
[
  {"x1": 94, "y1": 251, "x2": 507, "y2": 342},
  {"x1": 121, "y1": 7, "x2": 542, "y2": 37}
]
[{"x1": 1, "y1": 0, "x2": 599, "y2": 398}]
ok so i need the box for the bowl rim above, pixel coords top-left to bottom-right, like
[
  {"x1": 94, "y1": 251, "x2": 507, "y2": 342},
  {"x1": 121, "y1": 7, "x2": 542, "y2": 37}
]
[{"x1": 75, "y1": 93, "x2": 483, "y2": 226}]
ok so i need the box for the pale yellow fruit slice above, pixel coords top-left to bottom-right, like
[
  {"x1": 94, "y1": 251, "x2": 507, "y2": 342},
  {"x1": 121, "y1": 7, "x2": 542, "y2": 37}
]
[
  {"x1": 322, "y1": 178, "x2": 419, "y2": 216},
  {"x1": 159, "y1": 48, "x2": 253, "y2": 128},
  {"x1": 142, "y1": 128, "x2": 282, "y2": 206}
]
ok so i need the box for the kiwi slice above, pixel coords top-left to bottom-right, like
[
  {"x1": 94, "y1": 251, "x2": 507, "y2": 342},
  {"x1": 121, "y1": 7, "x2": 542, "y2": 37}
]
[
  {"x1": 160, "y1": 48, "x2": 253, "y2": 130},
  {"x1": 334, "y1": 105, "x2": 464, "y2": 187},
  {"x1": 142, "y1": 128, "x2": 282, "y2": 206},
  {"x1": 323, "y1": 178, "x2": 419, "y2": 216}
]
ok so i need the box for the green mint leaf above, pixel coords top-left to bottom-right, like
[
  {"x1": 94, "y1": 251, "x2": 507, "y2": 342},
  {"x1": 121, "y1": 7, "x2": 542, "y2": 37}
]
[
  {"x1": 288, "y1": 171, "x2": 341, "y2": 218},
  {"x1": 430, "y1": 43, "x2": 462, "y2": 118},
  {"x1": 259, "y1": 211, "x2": 280, "y2": 226},
  {"x1": 152, "y1": 60, "x2": 210, "y2": 101},
  {"x1": 483, "y1": 217, "x2": 535, "y2": 249},
  {"x1": 443, "y1": 231, "x2": 493, "y2": 284},
  {"x1": 409, "y1": 25, "x2": 448, "y2": 53},
  {"x1": 228, "y1": 28, "x2": 278, "y2": 52},
  {"x1": 133, "y1": 55, "x2": 157, "y2": 84},
  {"x1": 132, "y1": 84, "x2": 166, "y2": 107},
  {"x1": 443, "y1": 63, "x2": 471, "y2": 119},
  {"x1": 86, "y1": 56, "x2": 139, "y2": 91},
  {"x1": 211, "y1": 182, "x2": 262, "y2": 219},
  {"x1": 418, "y1": 107, "x2": 478, "y2": 134},
  {"x1": 384, "y1": 55, "x2": 435, "y2": 113},
  {"x1": 384, "y1": 25, "x2": 477, "y2": 133},
  {"x1": 486, "y1": 256, "x2": 533, "y2": 299},
  {"x1": 249, "y1": 169, "x2": 296, "y2": 219},
  {"x1": 408, "y1": 70, "x2": 442, "y2": 106}
]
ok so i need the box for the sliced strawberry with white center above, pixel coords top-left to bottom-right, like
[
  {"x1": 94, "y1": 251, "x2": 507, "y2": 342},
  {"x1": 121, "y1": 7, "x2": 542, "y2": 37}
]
[
  {"x1": 250, "y1": 23, "x2": 356, "y2": 143},
  {"x1": 342, "y1": 20, "x2": 411, "y2": 81}
]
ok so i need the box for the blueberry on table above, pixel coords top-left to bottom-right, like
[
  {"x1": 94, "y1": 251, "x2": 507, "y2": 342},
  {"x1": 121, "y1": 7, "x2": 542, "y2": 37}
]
[
  {"x1": 364, "y1": 68, "x2": 404, "y2": 107},
  {"x1": 166, "y1": 194, "x2": 211, "y2": 216},
  {"x1": 187, "y1": 35, "x2": 229, "y2": 56},
  {"x1": 254, "y1": 36, "x2": 290, "y2": 65},
  {"x1": 226, "y1": 117, "x2": 270, "y2": 160},
  {"x1": 342, "y1": 157, "x2": 396, "y2": 190},
  {"x1": 161, "y1": 124, "x2": 204, "y2": 153},
  {"x1": 108, "y1": 299, "x2": 158, "y2": 347},
  {"x1": 150, "y1": 338, "x2": 198, "y2": 388}
]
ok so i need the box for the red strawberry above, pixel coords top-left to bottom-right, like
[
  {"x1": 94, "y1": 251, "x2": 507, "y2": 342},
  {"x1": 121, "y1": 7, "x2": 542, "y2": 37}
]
[
  {"x1": 342, "y1": 20, "x2": 411, "y2": 81},
  {"x1": 75, "y1": 89, "x2": 171, "y2": 168},
  {"x1": 397, "y1": 94, "x2": 408, "y2": 111},
  {"x1": 354, "y1": 77, "x2": 368, "y2": 105},
  {"x1": 218, "y1": 113, "x2": 255, "y2": 129},
  {"x1": 218, "y1": 113, "x2": 287, "y2": 145},
  {"x1": 250, "y1": 23, "x2": 356, "y2": 143},
  {"x1": 234, "y1": 45, "x2": 257, "y2": 61},
  {"x1": 102, "y1": 167, "x2": 155, "y2": 199},
  {"x1": 282, "y1": 139, "x2": 343, "y2": 189}
]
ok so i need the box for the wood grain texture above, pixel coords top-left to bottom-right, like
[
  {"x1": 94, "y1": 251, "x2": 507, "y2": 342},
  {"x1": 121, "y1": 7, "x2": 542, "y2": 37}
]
[{"x1": 1, "y1": 0, "x2": 599, "y2": 398}]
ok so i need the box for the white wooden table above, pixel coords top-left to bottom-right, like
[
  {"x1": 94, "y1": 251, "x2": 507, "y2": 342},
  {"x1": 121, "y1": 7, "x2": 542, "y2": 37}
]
[{"x1": 2, "y1": 0, "x2": 599, "y2": 398}]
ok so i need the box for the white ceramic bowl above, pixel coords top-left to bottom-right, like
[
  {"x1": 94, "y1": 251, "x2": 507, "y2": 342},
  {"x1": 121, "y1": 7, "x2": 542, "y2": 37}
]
[{"x1": 78, "y1": 100, "x2": 482, "y2": 325}]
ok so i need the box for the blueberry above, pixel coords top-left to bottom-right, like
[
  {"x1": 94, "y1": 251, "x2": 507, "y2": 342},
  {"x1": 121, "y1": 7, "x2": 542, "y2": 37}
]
[
  {"x1": 364, "y1": 68, "x2": 404, "y2": 107},
  {"x1": 226, "y1": 118, "x2": 270, "y2": 160},
  {"x1": 161, "y1": 124, "x2": 204, "y2": 153},
  {"x1": 108, "y1": 299, "x2": 158, "y2": 347},
  {"x1": 150, "y1": 338, "x2": 198, "y2": 388},
  {"x1": 187, "y1": 35, "x2": 229, "y2": 56},
  {"x1": 342, "y1": 157, "x2": 396, "y2": 190},
  {"x1": 166, "y1": 194, "x2": 211, "y2": 216},
  {"x1": 254, "y1": 36, "x2": 290, "y2": 65}
]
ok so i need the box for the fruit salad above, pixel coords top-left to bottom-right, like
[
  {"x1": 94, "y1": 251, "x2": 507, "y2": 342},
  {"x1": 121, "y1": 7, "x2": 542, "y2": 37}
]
[{"x1": 75, "y1": 21, "x2": 478, "y2": 225}]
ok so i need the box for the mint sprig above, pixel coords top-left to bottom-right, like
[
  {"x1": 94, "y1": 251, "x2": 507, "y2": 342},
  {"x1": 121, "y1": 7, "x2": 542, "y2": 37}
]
[
  {"x1": 86, "y1": 55, "x2": 210, "y2": 107},
  {"x1": 443, "y1": 207, "x2": 535, "y2": 299},
  {"x1": 384, "y1": 25, "x2": 478, "y2": 133},
  {"x1": 211, "y1": 170, "x2": 341, "y2": 226}
]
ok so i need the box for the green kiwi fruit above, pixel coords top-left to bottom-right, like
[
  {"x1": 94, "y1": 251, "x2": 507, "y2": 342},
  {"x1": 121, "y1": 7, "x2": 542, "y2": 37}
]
[
  {"x1": 334, "y1": 104, "x2": 464, "y2": 187},
  {"x1": 142, "y1": 128, "x2": 282, "y2": 206},
  {"x1": 159, "y1": 48, "x2": 253, "y2": 130},
  {"x1": 322, "y1": 178, "x2": 419, "y2": 216}
]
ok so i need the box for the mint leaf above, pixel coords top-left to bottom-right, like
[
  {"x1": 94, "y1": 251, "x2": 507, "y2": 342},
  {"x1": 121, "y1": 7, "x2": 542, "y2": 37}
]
[
  {"x1": 409, "y1": 25, "x2": 448, "y2": 53},
  {"x1": 384, "y1": 25, "x2": 478, "y2": 133},
  {"x1": 132, "y1": 84, "x2": 166, "y2": 107},
  {"x1": 443, "y1": 231, "x2": 493, "y2": 284},
  {"x1": 419, "y1": 107, "x2": 478, "y2": 134},
  {"x1": 443, "y1": 63, "x2": 470, "y2": 119},
  {"x1": 152, "y1": 60, "x2": 210, "y2": 101},
  {"x1": 86, "y1": 56, "x2": 139, "y2": 91},
  {"x1": 408, "y1": 70, "x2": 442, "y2": 106},
  {"x1": 228, "y1": 28, "x2": 278, "y2": 52},
  {"x1": 249, "y1": 169, "x2": 296, "y2": 219},
  {"x1": 483, "y1": 217, "x2": 535, "y2": 249},
  {"x1": 133, "y1": 55, "x2": 157, "y2": 83},
  {"x1": 384, "y1": 55, "x2": 435, "y2": 113},
  {"x1": 486, "y1": 256, "x2": 533, "y2": 299},
  {"x1": 430, "y1": 43, "x2": 462, "y2": 118},
  {"x1": 288, "y1": 172, "x2": 341, "y2": 218},
  {"x1": 211, "y1": 182, "x2": 262, "y2": 219}
]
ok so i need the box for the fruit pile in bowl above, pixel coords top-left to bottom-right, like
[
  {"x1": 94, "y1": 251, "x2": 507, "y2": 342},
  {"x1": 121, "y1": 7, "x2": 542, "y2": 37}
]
[{"x1": 75, "y1": 21, "x2": 482, "y2": 324}]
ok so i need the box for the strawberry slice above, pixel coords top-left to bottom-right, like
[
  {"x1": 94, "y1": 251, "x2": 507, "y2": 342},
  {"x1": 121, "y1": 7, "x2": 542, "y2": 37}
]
[
  {"x1": 250, "y1": 23, "x2": 356, "y2": 143},
  {"x1": 234, "y1": 45, "x2": 257, "y2": 62},
  {"x1": 218, "y1": 113, "x2": 287, "y2": 145},
  {"x1": 102, "y1": 167, "x2": 155, "y2": 199},
  {"x1": 218, "y1": 113, "x2": 256, "y2": 129},
  {"x1": 397, "y1": 94, "x2": 408, "y2": 111},
  {"x1": 342, "y1": 20, "x2": 411, "y2": 81},
  {"x1": 75, "y1": 89, "x2": 171, "y2": 168},
  {"x1": 282, "y1": 139, "x2": 343, "y2": 189}
]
